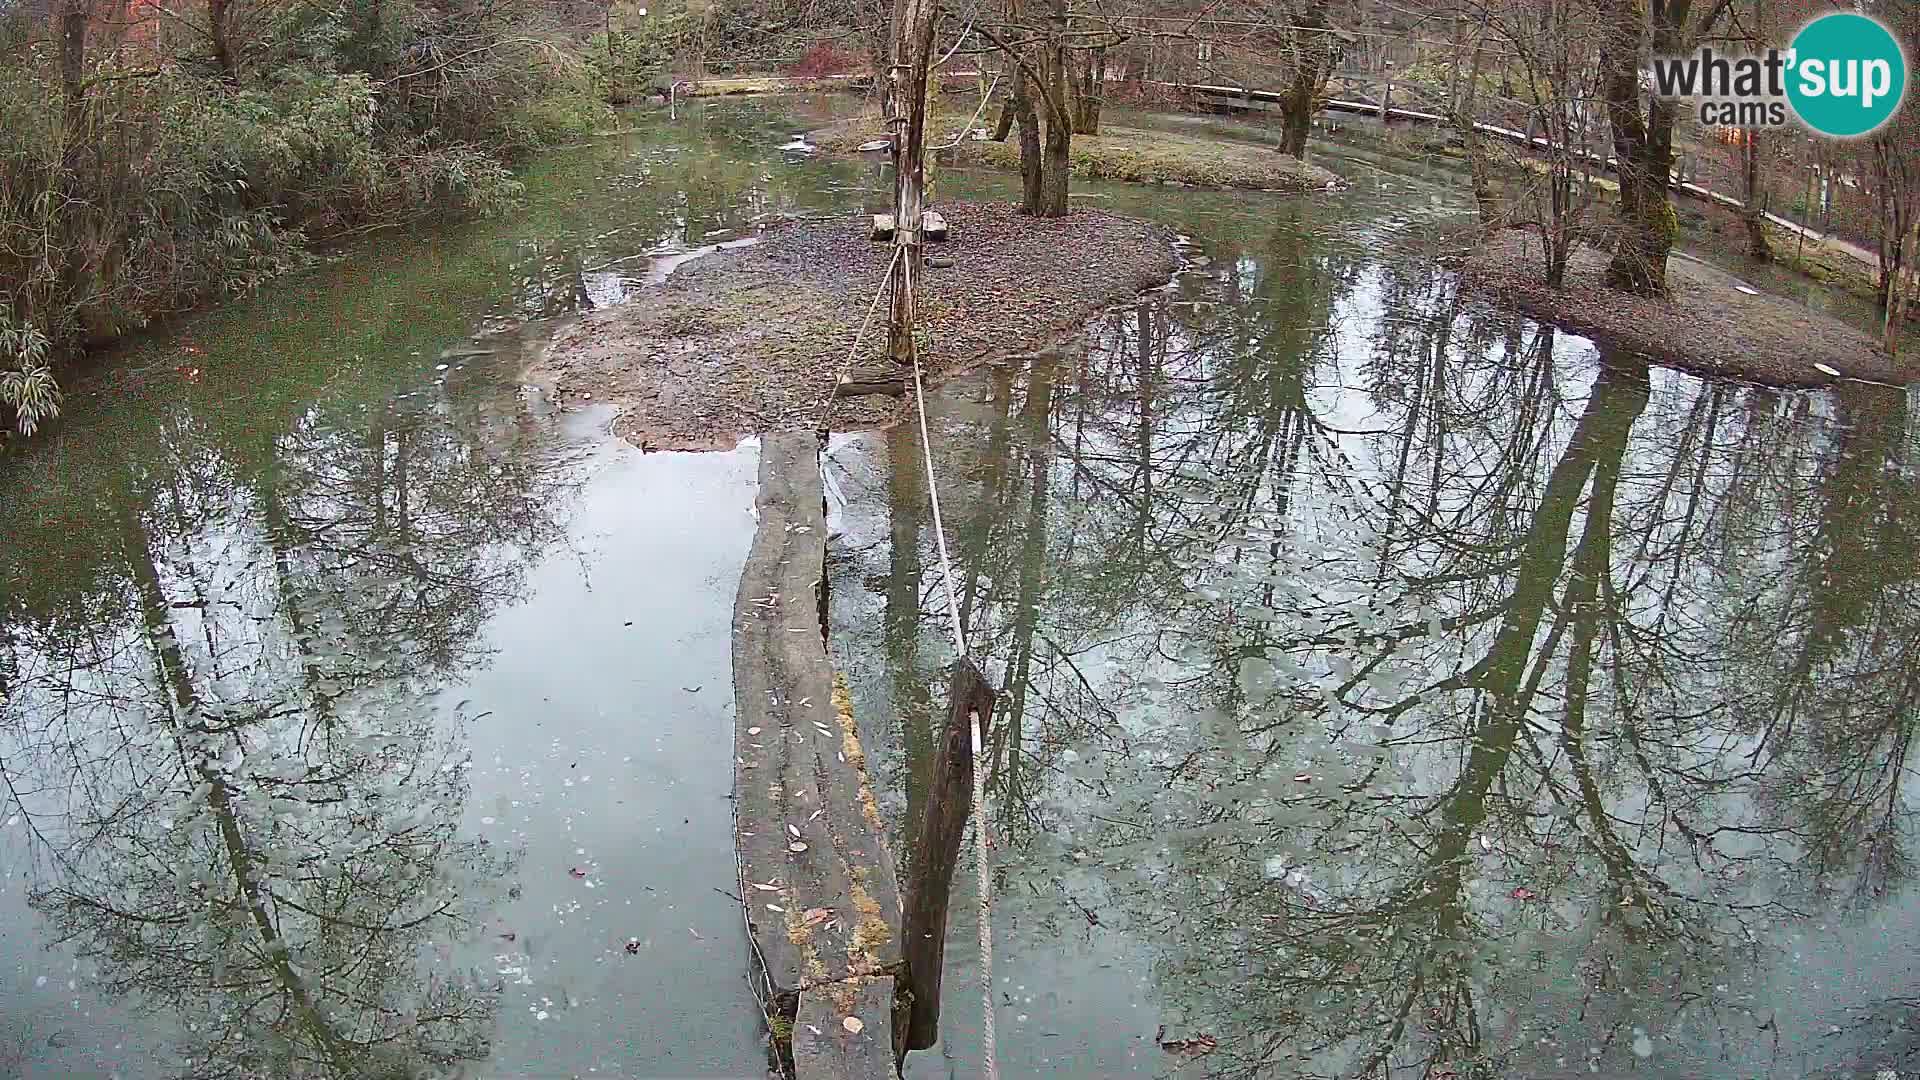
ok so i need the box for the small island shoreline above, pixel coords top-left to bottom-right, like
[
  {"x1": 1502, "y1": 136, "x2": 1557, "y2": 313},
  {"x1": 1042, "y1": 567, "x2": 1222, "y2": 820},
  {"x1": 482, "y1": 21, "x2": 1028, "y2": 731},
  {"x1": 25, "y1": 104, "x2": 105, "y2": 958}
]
[
  {"x1": 530, "y1": 201, "x2": 1180, "y2": 450},
  {"x1": 1461, "y1": 229, "x2": 1907, "y2": 388}
]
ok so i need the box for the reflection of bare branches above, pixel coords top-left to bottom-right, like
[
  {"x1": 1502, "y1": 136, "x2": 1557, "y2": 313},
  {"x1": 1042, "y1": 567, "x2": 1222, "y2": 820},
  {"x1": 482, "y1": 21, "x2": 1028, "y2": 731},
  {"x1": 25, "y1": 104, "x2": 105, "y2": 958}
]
[
  {"x1": 863, "y1": 213, "x2": 1920, "y2": 1078},
  {"x1": 0, "y1": 358, "x2": 571, "y2": 1077}
]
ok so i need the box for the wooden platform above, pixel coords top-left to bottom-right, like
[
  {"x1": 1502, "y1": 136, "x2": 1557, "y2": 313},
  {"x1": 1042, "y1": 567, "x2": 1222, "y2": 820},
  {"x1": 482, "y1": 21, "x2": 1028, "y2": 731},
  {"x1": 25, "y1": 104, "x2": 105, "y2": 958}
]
[{"x1": 732, "y1": 432, "x2": 902, "y2": 1078}]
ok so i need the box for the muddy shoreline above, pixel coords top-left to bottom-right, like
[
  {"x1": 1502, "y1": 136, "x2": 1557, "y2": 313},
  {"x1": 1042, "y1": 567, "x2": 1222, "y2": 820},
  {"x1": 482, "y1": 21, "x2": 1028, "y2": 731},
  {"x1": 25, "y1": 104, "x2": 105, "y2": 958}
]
[
  {"x1": 1462, "y1": 229, "x2": 1905, "y2": 387},
  {"x1": 532, "y1": 202, "x2": 1179, "y2": 450}
]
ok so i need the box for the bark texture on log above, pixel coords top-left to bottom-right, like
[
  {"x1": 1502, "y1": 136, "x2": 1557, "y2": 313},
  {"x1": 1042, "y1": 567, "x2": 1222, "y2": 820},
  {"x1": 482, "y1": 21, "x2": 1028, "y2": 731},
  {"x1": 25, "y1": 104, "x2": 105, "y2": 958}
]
[
  {"x1": 732, "y1": 434, "x2": 903, "y2": 1073},
  {"x1": 898, "y1": 661, "x2": 996, "y2": 1055},
  {"x1": 886, "y1": 0, "x2": 938, "y2": 362}
]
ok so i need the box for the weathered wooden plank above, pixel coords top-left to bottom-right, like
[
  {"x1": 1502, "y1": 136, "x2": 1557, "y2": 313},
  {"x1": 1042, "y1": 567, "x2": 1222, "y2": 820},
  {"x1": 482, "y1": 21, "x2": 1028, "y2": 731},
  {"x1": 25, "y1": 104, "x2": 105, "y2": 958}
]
[
  {"x1": 733, "y1": 432, "x2": 903, "y2": 1078},
  {"x1": 834, "y1": 371, "x2": 908, "y2": 398},
  {"x1": 794, "y1": 976, "x2": 897, "y2": 1080},
  {"x1": 899, "y1": 660, "x2": 995, "y2": 1053}
]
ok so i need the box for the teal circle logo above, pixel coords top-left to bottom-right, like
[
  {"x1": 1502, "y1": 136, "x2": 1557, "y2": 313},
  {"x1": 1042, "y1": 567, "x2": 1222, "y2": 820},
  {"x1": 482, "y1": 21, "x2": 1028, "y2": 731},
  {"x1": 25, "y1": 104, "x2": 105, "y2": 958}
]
[{"x1": 1786, "y1": 13, "x2": 1907, "y2": 137}]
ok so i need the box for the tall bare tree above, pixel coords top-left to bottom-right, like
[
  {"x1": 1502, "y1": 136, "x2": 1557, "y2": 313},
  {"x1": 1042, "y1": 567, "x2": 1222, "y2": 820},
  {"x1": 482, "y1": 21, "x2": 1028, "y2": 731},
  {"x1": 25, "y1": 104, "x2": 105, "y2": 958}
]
[{"x1": 1596, "y1": 0, "x2": 1736, "y2": 295}]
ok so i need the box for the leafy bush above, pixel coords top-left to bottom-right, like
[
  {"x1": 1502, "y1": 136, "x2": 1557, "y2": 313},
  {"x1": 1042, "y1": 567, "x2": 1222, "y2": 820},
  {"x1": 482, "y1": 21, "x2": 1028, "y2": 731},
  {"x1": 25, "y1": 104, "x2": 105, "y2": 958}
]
[
  {"x1": 508, "y1": 84, "x2": 613, "y2": 149},
  {"x1": 588, "y1": 3, "x2": 699, "y2": 104},
  {"x1": 0, "y1": 0, "x2": 607, "y2": 436},
  {"x1": 0, "y1": 322, "x2": 57, "y2": 437}
]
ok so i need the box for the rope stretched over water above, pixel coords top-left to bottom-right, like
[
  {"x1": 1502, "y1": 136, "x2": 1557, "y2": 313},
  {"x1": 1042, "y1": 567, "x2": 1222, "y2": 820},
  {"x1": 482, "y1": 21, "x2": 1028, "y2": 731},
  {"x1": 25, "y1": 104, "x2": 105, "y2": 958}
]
[
  {"x1": 816, "y1": 246, "x2": 904, "y2": 437},
  {"x1": 820, "y1": 207, "x2": 995, "y2": 1080},
  {"x1": 906, "y1": 327, "x2": 996, "y2": 1080},
  {"x1": 931, "y1": 70, "x2": 1003, "y2": 153},
  {"x1": 907, "y1": 332, "x2": 966, "y2": 663}
]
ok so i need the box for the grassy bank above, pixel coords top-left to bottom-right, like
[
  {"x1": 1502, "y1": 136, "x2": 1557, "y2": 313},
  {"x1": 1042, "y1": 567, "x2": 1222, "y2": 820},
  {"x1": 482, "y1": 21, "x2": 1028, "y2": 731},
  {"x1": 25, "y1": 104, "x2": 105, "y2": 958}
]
[
  {"x1": 813, "y1": 110, "x2": 1341, "y2": 193},
  {"x1": 1462, "y1": 229, "x2": 1901, "y2": 387}
]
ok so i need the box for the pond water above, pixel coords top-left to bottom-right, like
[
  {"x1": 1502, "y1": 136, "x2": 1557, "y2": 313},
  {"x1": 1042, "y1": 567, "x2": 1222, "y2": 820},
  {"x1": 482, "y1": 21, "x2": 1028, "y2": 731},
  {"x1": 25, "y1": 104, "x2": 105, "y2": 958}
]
[
  {"x1": 0, "y1": 102, "x2": 858, "y2": 1079},
  {"x1": 1, "y1": 94, "x2": 1914, "y2": 1080},
  {"x1": 832, "y1": 139, "x2": 1920, "y2": 1080}
]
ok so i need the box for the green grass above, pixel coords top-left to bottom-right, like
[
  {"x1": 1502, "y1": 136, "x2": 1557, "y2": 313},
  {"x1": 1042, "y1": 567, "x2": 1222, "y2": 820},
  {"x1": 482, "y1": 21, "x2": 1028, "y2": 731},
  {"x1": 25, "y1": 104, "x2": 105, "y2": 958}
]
[{"x1": 814, "y1": 111, "x2": 1340, "y2": 192}]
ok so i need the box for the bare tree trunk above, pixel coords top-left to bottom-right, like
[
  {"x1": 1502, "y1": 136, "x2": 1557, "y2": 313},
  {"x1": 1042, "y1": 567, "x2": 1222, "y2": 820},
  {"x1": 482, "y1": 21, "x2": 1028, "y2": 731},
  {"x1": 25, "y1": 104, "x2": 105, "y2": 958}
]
[
  {"x1": 992, "y1": 56, "x2": 1017, "y2": 141},
  {"x1": 1073, "y1": 45, "x2": 1104, "y2": 134},
  {"x1": 1890, "y1": 218, "x2": 1918, "y2": 358},
  {"x1": 1744, "y1": 0, "x2": 1772, "y2": 261},
  {"x1": 1012, "y1": 65, "x2": 1042, "y2": 213},
  {"x1": 1040, "y1": 110, "x2": 1070, "y2": 217},
  {"x1": 1279, "y1": 98, "x2": 1312, "y2": 157},
  {"x1": 1875, "y1": 136, "x2": 1911, "y2": 314},
  {"x1": 1064, "y1": 46, "x2": 1083, "y2": 131},
  {"x1": 1598, "y1": 0, "x2": 1677, "y2": 296},
  {"x1": 885, "y1": 0, "x2": 937, "y2": 362},
  {"x1": 1276, "y1": 0, "x2": 1332, "y2": 159},
  {"x1": 209, "y1": 0, "x2": 237, "y2": 82},
  {"x1": 1039, "y1": 23, "x2": 1071, "y2": 218},
  {"x1": 1455, "y1": 11, "x2": 1498, "y2": 225},
  {"x1": 1744, "y1": 131, "x2": 1772, "y2": 261},
  {"x1": 992, "y1": 96, "x2": 1015, "y2": 140}
]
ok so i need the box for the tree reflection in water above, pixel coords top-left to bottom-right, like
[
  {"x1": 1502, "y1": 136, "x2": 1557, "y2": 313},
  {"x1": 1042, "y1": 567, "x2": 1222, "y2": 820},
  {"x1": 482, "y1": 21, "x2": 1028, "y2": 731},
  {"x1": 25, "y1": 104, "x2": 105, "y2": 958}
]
[
  {"x1": 0, "y1": 362, "x2": 572, "y2": 1078},
  {"x1": 842, "y1": 231, "x2": 1920, "y2": 1078}
]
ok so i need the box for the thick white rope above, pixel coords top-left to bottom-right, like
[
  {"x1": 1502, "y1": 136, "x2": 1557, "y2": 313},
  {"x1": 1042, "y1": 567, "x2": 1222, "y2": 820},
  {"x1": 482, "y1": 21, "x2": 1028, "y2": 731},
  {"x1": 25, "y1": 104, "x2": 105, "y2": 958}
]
[
  {"x1": 968, "y1": 697, "x2": 995, "y2": 1080},
  {"x1": 907, "y1": 336, "x2": 967, "y2": 660},
  {"x1": 932, "y1": 70, "x2": 1003, "y2": 152},
  {"x1": 817, "y1": 246, "x2": 904, "y2": 435},
  {"x1": 907, "y1": 332, "x2": 996, "y2": 1080}
]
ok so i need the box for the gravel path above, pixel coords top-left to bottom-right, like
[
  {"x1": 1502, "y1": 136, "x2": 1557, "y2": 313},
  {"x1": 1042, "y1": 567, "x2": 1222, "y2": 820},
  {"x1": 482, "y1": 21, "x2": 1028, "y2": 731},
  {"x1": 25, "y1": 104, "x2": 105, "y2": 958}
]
[
  {"x1": 1462, "y1": 229, "x2": 1904, "y2": 387},
  {"x1": 534, "y1": 202, "x2": 1178, "y2": 450}
]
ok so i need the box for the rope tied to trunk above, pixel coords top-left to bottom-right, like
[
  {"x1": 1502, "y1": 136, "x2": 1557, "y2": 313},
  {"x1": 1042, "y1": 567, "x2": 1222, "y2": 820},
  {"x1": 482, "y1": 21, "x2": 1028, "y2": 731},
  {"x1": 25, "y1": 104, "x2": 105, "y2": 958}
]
[{"x1": 906, "y1": 315, "x2": 997, "y2": 1080}]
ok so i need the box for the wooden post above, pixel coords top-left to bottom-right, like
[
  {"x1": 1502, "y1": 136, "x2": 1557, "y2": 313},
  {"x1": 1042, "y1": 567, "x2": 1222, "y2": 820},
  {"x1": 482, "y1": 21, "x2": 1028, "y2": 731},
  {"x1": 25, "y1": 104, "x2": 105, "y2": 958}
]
[
  {"x1": 886, "y1": 0, "x2": 937, "y2": 364},
  {"x1": 897, "y1": 659, "x2": 995, "y2": 1057}
]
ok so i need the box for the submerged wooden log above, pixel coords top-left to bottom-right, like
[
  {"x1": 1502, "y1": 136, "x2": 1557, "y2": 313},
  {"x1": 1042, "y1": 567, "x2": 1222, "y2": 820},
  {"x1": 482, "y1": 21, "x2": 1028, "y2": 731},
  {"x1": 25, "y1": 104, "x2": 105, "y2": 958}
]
[
  {"x1": 795, "y1": 976, "x2": 897, "y2": 1079},
  {"x1": 897, "y1": 659, "x2": 995, "y2": 1055},
  {"x1": 733, "y1": 432, "x2": 903, "y2": 1079}
]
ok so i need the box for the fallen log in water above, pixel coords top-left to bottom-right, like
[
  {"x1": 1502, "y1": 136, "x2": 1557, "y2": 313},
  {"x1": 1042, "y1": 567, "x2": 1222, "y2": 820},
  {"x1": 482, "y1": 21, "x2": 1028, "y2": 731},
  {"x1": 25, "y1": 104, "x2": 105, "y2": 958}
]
[{"x1": 732, "y1": 432, "x2": 901, "y2": 1079}]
